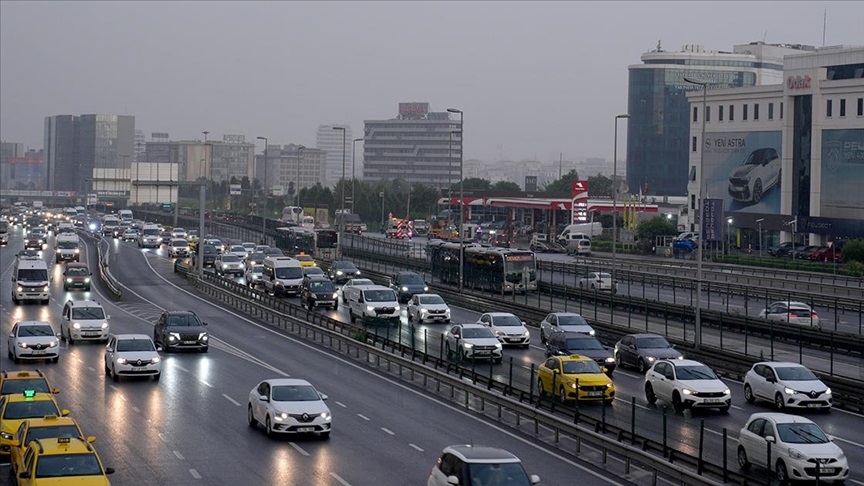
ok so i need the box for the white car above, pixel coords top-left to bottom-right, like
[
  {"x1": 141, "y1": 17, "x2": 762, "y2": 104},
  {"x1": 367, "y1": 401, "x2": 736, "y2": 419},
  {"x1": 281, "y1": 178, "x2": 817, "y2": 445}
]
[
  {"x1": 247, "y1": 378, "x2": 331, "y2": 439},
  {"x1": 121, "y1": 228, "x2": 139, "y2": 241},
  {"x1": 241, "y1": 242, "x2": 257, "y2": 253},
  {"x1": 759, "y1": 301, "x2": 820, "y2": 328},
  {"x1": 407, "y1": 294, "x2": 451, "y2": 323},
  {"x1": 444, "y1": 324, "x2": 503, "y2": 363},
  {"x1": 727, "y1": 147, "x2": 781, "y2": 204},
  {"x1": 428, "y1": 444, "x2": 540, "y2": 486},
  {"x1": 339, "y1": 278, "x2": 375, "y2": 303},
  {"x1": 476, "y1": 312, "x2": 530, "y2": 347},
  {"x1": 61, "y1": 299, "x2": 110, "y2": 343},
  {"x1": 7, "y1": 321, "x2": 60, "y2": 363},
  {"x1": 104, "y1": 334, "x2": 162, "y2": 382},
  {"x1": 737, "y1": 413, "x2": 848, "y2": 484},
  {"x1": 214, "y1": 254, "x2": 246, "y2": 276},
  {"x1": 227, "y1": 245, "x2": 248, "y2": 259},
  {"x1": 167, "y1": 238, "x2": 191, "y2": 258},
  {"x1": 577, "y1": 272, "x2": 617, "y2": 293},
  {"x1": 744, "y1": 362, "x2": 832, "y2": 410},
  {"x1": 245, "y1": 264, "x2": 264, "y2": 287},
  {"x1": 171, "y1": 227, "x2": 187, "y2": 239},
  {"x1": 644, "y1": 359, "x2": 730, "y2": 413},
  {"x1": 539, "y1": 312, "x2": 595, "y2": 343}
]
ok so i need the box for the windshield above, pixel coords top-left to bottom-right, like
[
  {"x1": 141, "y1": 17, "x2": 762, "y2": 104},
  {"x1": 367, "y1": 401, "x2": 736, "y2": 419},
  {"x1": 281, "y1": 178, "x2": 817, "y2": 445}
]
[
  {"x1": 558, "y1": 315, "x2": 588, "y2": 326},
  {"x1": 173, "y1": 228, "x2": 186, "y2": 233},
  {"x1": 171, "y1": 240, "x2": 188, "y2": 247},
  {"x1": 398, "y1": 274, "x2": 425, "y2": 285},
  {"x1": 248, "y1": 252, "x2": 265, "y2": 261},
  {"x1": 250, "y1": 265, "x2": 263, "y2": 273},
  {"x1": 466, "y1": 463, "x2": 531, "y2": 486},
  {"x1": 418, "y1": 295, "x2": 445, "y2": 305},
  {"x1": 503, "y1": 258, "x2": 536, "y2": 283},
  {"x1": 0, "y1": 378, "x2": 50, "y2": 395},
  {"x1": 775, "y1": 366, "x2": 819, "y2": 381},
  {"x1": 27, "y1": 233, "x2": 42, "y2": 239},
  {"x1": 272, "y1": 385, "x2": 320, "y2": 402},
  {"x1": 275, "y1": 267, "x2": 303, "y2": 279},
  {"x1": 348, "y1": 279, "x2": 372, "y2": 286},
  {"x1": 776, "y1": 422, "x2": 829, "y2": 444},
  {"x1": 35, "y1": 453, "x2": 103, "y2": 478},
  {"x1": 636, "y1": 337, "x2": 671, "y2": 349},
  {"x1": 493, "y1": 315, "x2": 522, "y2": 326},
  {"x1": 310, "y1": 281, "x2": 335, "y2": 292},
  {"x1": 18, "y1": 325, "x2": 55, "y2": 337},
  {"x1": 167, "y1": 315, "x2": 201, "y2": 327},
  {"x1": 57, "y1": 241, "x2": 77, "y2": 249},
  {"x1": 562, "y1": 360, "x2": 603, "y2": 374},
  {"x1": 304, "y1": 268, "x2": 324, "y2": 276},
  {"x1": 566, "y1": 338, "x2": 603, "y2": 351},
  {"x1": 462, "y1": 327, "x2": 495, "y2": 339},
  {"x1": 364, "y1": 289, "x2": 396, "y2": 302},
  {"x1": 116, "y1": 339, "x2": 156, "y2": 352},
  {"x1": 71, "y1": 308, "x2": 105, "y2": 320},
  {"x1": 26, "y1": 425, "x2": 81, "y2": 443},
  {"x1": 142, "y1": 228, "x2": 160, "y2": 236},
  {"x1": 674, "y1": 365, "x2": 718, "y2": 380},
  {"x1": 230, "y1": 246, "x2": 245, "y2": 252},
  {"x1": 335, "y1": 262, "x2": 357, "y2": 271},
  {"x1": 66, "y1": 268, "x2": 89, "y2": 277},
  {"x1": 3, "y1": 400, "x2": 60, "y2": 419},
  {"x1": 221, "y1": 255, "x2": 240, "y2": 263},
  {"x1": 743, "y1": 148, "x2": 776, "y2": 166}
]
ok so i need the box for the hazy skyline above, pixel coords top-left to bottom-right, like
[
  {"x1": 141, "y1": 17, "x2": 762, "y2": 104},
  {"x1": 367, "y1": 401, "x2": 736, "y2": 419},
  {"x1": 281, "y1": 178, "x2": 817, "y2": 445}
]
[{"x1": 2, "y1": 1, "x2": 862, "y2": 163}]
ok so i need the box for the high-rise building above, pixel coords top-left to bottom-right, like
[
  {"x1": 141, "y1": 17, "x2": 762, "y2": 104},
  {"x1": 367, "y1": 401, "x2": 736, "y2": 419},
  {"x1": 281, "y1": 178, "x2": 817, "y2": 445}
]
[
  {"x1": 254, "y1": 144, "x2": 326, "y2": 196},
  {"x1": 316, "y1": 124, "x2": 353, "y2": 187},
  {"x1": 363, "y1": 102, "x2": 462, "y2": 186},
  {"x1": 134, "y1": 130, "x2": 146, "y2": 162},
  {"x1": 209, "y1": 134, "x2": 255, "y2": 183},
  {"x1": 43, "y1": 114, "x2": 135, "y2": 192},
  {"x1": 627, "y1": 42, "x2": 814, "y2": 197},
  {"x1": 0, "y1": 142, "x2": 25, "y2": 189}
]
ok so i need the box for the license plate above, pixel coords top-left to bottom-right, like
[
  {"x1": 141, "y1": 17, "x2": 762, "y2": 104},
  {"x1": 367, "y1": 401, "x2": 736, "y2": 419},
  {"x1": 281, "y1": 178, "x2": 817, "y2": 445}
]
[
  {"x1": 297, "y1": 427, "x2": 315, "y2": 432},
  {"x1": 132, "y1": 368, "x2": 150, "y2": 372},
  {"x1": 818, "y1": 468, "x2": 836, "y2": 474},
  {"x1": 183, "y1": 341, "x2": 196, "y2": 344},
  {"x1": 705, "y1": 399, "x2": 722, "y2": 403},
  {"x1": 506, "y1": 339, "x2": 520, "y2": 342},
  {"x1": 587, "y1": 391, "x2": 603, "y2": 397},
  {"x1": 83, "y1": 332, "x2": 100, "y2": 336},
  {"x1": 474, "y1": 351, "x2": 490, "y2": 355},
  {"x1": 32, "y1": 350, "x2": 45, "y2": 355},
  {"x1": 807, "y1": 403, "x2": 822, "y2": 408}
]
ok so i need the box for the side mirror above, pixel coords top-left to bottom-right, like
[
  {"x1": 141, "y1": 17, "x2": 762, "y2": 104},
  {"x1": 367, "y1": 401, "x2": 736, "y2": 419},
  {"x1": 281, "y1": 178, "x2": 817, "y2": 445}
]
[
  {"x1": 358, "y1": 296, "x2": 364, "y2": 303},
  {"x1": 522, "y1": 321, "x2": 527, "y2": 326},
  {"x1": 87, "y1": 436, "x2": 96, "y2": 443},
  {"x1": 106, "y1": 315, "x2": 111, "y2": 320},
  {"x1": 530, "y1": 474, "x2": 541, "y2": 485},
  {"x1": 766, "y1": 377, "x2": 776, "y2": 383},
  {"x1": 202, "y1": 322, "x2": 208, "y2": 326},
  {"x1": 61, "y1": 409, "x2": 70, "y2": 417},
  {"x1": 319, "y1": 393, "x2": 329, "y2": 400},
  {"x1": 52, "y1": 388, "x2": 60, "y2": 394},
  {"x1": 260, "y1": 395, "x2": 269, "y2": 402},
  {"x1": 765, "y1": 435, "x2": 776, "y2": 443},
  {"x1": 18, "y1": 472, "x2": 31, "y2": 479},
  {"x1": 156, "y1": 347, "x2": 163, "y2": 352},
  {"x1": 8, "y1": 333, "x2": 14, "y2": 339},
  {"x1": 105, "y1": 468, "x2": 115, "y2": 475},
  {"x1": 446, "y1": 476, "x2": 460, "y2": 486}
]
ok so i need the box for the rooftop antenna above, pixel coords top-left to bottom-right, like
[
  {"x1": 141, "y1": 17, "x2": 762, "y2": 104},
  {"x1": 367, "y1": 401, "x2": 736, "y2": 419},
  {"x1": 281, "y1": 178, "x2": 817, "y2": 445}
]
[
  {"x1": 822, "y1": 7, "x2": 827, "y2": 47},
  {"x1": 762, "y1": 30, "x2": 768, "y2": 43}
]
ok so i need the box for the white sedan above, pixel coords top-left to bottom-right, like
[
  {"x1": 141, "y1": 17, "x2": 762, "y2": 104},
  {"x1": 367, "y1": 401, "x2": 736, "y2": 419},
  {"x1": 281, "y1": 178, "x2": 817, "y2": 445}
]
[
  {"x1": 227, "y1": 245, "x2": 249, "y2": 259},
  {"x1": 443, "y1": 324, "x2": 503, "y2": 363},
  {"x1": 7, "y1": 321, "x2": 60, "y2": 364},
  {"x1": 476, "y1": 312, "x2": 530, "y2": 347},
  {"x1": 170, "y1": 227, "x2": 187, "y2": 239},
  {"x1": 759, "y1": 301, "x2": 820, "y2": 328},
  {"x1": 104, "y1": 334, "x2": 162, "y2": 382},
  {"x1": 744, "y1": 362, "x2": 831, "y2": 410},
  {"x1": 577, "y1": 272, "x2": 617, "y2": 293},
  {"x1": 737, "y1": 413, "x2": 848, "y2": 484},
  {"x1": 644, "y1": 359, "x2": 730, "y2": 413},
  {"x1": 407, "y1": 294, "x2": 451, "y2": 323},
  {"x1": 214, "y1": 254, "x2": 246, "y2": 276},
  {"x1": 339, "y1": 278, "x2": 375, "y2": 303},
  {"x1": 247, "y1": 378, "x2": 331, "y2": 439}
]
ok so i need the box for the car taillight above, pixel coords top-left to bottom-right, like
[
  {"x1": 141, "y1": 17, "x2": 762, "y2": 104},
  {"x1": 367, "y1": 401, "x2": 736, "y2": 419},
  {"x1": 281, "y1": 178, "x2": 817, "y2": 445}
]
[
  {"x1": 788, "y1": 313, "x2": 798, "y2": 319},
  {"x1": 811, "y1": 312, "x2": 818, "y2": 318}
]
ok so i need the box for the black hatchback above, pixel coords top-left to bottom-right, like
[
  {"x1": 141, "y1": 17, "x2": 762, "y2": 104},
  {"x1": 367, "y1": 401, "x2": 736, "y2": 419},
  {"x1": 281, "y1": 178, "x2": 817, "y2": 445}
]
[
  {"x1": 388, "y1": 271, "x2": 428, "y2": 303},
  {"x1": 153, "y1": 310, "x2": 209, "y2": 352},
  {"x1": 300, "y1": 277, "x2": 338, "y2": 310},
  {"x1": 545, "y1": 332, "x2": 616, "y2": 375}
]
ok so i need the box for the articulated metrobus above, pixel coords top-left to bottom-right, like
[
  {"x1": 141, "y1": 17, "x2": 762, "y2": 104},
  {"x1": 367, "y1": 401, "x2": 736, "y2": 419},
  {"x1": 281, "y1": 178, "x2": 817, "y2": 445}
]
[
  {"x1": 428, "y1": 241, "x2": 537, "y2": 293},
  {"x1": 275, "y1": 227, "x2": 339, "y2": 255}
]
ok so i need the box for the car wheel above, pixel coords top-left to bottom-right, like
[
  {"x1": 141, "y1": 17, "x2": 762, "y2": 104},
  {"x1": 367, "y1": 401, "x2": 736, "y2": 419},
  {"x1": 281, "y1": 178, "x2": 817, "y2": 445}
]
[
  {"x1": 319, "y1": 431, "x2": 330, "y2": 440},
  {"x1": 614, "y1": 352, "x2": 622, "y2": 368},
  {"x1": 540, "y1": 331, "x2": 546, "y2": 345},
  {"x1": 12, "y1": 350, "x2": 20, "y2": 363},
  {"x1": 774, "y1": 393, "x2": 785, "y2": 411},
  {"x1": 104, "y1": 361, "x2": 110, "y2": 374},
  {"x1": 775, "y1": 460, "x2": 789, "y2": 484},
  {"x1": 637, "y1": 358, "x2": 648, "y2": 374},
  {"x1": 445, "y1": 342, "x2": 452, "y2": 359},
  {"x1": 247, "y1": 405, "x2": 257, "y2": 427},
  {"x1": 752, "y1": 179, "x2": 763, "y2": 203},
  {"x1": 265, "y1": 416, "x2": 274, "y2": 438},
  {"x1": 672, "y1": 392, "x2": 684, "y2": 413},
  {"x1": 645, "y1": 383, "x2": 657, "y2": 404},
  {"x1": 153, "y1": 373, "x2": 160, "y2": 381},
  {"x1": 719, "y1": 405, "x2": 730, "y2": 413},
  {"x1": 737, "y1": 446, "x2": 751, "y2": 470},
  {"x1": 200, "y1": 347, "x2": 208, "y2": 354},
  {"x1": 743, "y1": 384, "x2": 756, "y2": 403},
  {"x1": 537, "y1": 378, "x2": 546, "y2": 398},
  {"x1": 111, "y1": 366, "x2": 119, "y2": 382},
  {"x1": 558, "y1": 386, "x2": 568, "y2": 404},
  {"x1": 349, "y1": 309, "x2": 355, "y2": 323},
  {"x1": 51, "y1": 356, "x2": 59, "y2": 363}
]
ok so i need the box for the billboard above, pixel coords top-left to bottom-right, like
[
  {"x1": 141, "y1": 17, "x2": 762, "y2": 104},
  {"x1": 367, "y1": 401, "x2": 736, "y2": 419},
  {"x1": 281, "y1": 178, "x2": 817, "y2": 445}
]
[
  {"x1": 702, "y1": 198, "x2": 724, "y2": 242},
  {"x1": 398, "y1": 102, "x2": 429, "y2": 117},
  {"x1": 570, "y1": 180, "x2": 589, "y2": 224},
  {"x1": 821, "y1": 129, "x2": 864, "y2": 221},
  {"x1": 703, "y1": 131, "x2": 782, "y2": 216}
]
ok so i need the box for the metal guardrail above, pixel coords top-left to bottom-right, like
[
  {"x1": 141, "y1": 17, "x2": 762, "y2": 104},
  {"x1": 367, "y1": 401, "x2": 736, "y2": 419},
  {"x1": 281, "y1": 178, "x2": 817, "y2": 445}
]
[
  {"x1": 79, "y1": 231, "x2": 122, "y2": 299},
  {"x1": 176, "y1": 264, "x2": 759, "y2": 485}
]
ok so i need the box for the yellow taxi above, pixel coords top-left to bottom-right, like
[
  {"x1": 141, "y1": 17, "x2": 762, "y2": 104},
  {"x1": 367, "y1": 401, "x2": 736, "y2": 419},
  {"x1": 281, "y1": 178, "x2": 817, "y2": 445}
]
[
  {"x1": 15, "y1": 437, "x2": 114, "y2": 485},
  {"x1": 294, "y1": 253, "x2": 316, "y2": 268},
  {"x1": 0, "y1": 390, "x2": 68, "y2": 458},
  {"x1": 9, "y1": 415, "x2": 90, "y2": 477},
  {"x1": 0, "y1": 371, "x2": 59, "y2": 397},
  {"x1": 537, "y1": 355, "x2": 615, "y2": 404}
]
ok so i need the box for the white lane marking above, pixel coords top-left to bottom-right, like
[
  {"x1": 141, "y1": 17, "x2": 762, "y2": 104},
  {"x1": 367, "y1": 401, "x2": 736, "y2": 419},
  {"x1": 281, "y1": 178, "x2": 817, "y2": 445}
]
[
  {"x1": 173, "y1": 450, "x2": 185, "y2": 460},
  {"x1": 848, "y1": 479, "x2": 864, "y2": 486},
  {"x1": 330, "y1": 472, "x2": 351, "y2": 486},
  {"x1": 381, "y1": 427, "x2": 395, "y2": 435},
  {"x1": 357, "y1": 414, "x2": 370, "y2": 421},
  {"x1": 199, "y1": 379, "x2": 213, "y2": 388},
  {"x1": 409, "y1": 443, "x2": 424, "y2": 452},
  {"x1": 132, "y1": 406, "x2": 141, "y2": 413},
  {"x1": 158, "y1": 433, "x2": 168, "y2": 443},
  {"x1": 335, "y1": 401, "x2": 347, "y2": 408},
  {"x1": 190, "y1": 469, "x2": 202, "y2": 479},
  {"x1": 833, "y1": 436, "x2": 864, "y2": 449},
  {"x1": 289, "y1": 442, "x2": 310, "y2": 456},
  {"x1": 222, "y1": 394, "x2": 242, "y2": 407}
]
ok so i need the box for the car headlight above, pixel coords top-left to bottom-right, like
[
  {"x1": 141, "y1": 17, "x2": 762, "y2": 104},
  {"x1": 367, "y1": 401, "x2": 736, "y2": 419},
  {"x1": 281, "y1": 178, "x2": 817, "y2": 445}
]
[
  {"x1": 646, "y1": 356, "x2": 656, "y2": 362},
  {"x1": 74, "y1": 249, "x2": 79, "y2": 253},
  {"x1": 0, "y1": 431, "x2": 14, "y2": 440},
  {"x1": 423, "y1": 286, "x2": 429, "y2": 291},
  {"x1": 332, "y1": 293, "x2": 339, "y2": 299},
  {"x1": 66, "y1": 278, "x2": 73, "y2": 282},
  {"x1": 48, "y1": 340, "x2": 58, "y2": 348},
  {"x1": 786, "y1": 448, "x2": 806, "y2": 460},
  {"x1": 570, "y1": 383, "x2": 578, "y2": 389},
  {"x1": 320, "y1": 412, "x2": 331, "y2": 420},
  {"x1": 85, "y1": 278, "x2": 90, "y2": 283},
  {"x1": 336, "y1": 271, "x2": 344, "y2": 275},
  {"x1": 682, "y1": 389, "x2": 693, "y2": 395},
  {"x1": 401, "y1": 286, "x2": 409, "y2": 292},
  {"x1": 151, "y1": 356, "x2": 161, "y2": 364},
  {"x1": 825, "y1": 388, "x2": 832, "y2": 395},
  {"x1": 784, "y1": 387, "x2": 796, "y2": 395},
  {"x1": 276, "y1": 412, "x2": 288, "y2": 421},
  {"x1": 495, "y1": 330, "x2": 504, "y2": 336},
  {"x1": 100, "y1": 322, "x2": 108, "y2": 329},
  {"x1": 522, "y1": 331, "x2": 530, "y2": 337},
  {"x1": 116, "y1": 357, "x2": 128, "y2": 365},
  {"x1": 463, "y1": 342, "x2": 474, "y2": 348},
  {"x1": 43, "y1": 286, "x2": 49, "y2": 292},
  {"x1": 72, "y1": 322, "x2": 81, "y2": 329},
  {"x1": 168, "y1": 332, "x2": 180, "y2": 341},
  {"x1": 494, "y1": 343, "x2": 502, "y2": 349},
  {"x1": 366, "y1": 305, "x2": 375, "y2": 312},
  {"x1": 56, "y1": 249, "x2": 62, "y2": 253},
  {"x1": 605, "y1": 357, "x2": 616, "y2": 363},
  {"x1": 198, "y1": 333, "x2": 208, "y2": 341},
  {"x1": 16, "y1": 286, "x2": 22, "y2": 292},
  {"x1": 605, "y1": 383, "x2": 614, "y2": 389},
  {"x1": 17, "y1": 342, "x2": 28, "y2": 348},
  {"x1": 723, "y1": 388, "x2": 730, "y2": 395},
  {"x1": 589, "y1": 330, "x2": 596, "y2": 336}
]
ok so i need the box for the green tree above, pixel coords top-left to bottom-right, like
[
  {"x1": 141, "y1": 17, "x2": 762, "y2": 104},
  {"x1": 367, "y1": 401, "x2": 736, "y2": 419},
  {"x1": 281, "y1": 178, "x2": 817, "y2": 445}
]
[
  {"x1": 491, "y1": 181, "x2": 521, "y2": 192},
  {"x1": 543, "y1": 169, "x2": 580, "y2": 194},
  {"x1": 841, "y1": 239, "x2": 864, "y2": 264},
  {"x1": 458, "y1": 178, "x2": 491, "y2": 191},
  {"x1": 587, "y1": 174, "x2": 613, "y2": 198},
  {"x1": 635, "y1": 216, "x2": 677, "y2": 253}
]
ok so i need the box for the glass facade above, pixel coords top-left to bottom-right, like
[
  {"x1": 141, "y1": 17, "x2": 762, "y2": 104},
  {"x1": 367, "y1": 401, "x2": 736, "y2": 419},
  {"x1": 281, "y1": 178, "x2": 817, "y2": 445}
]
[
  {"x1": 627, "y1": 67, "x2": 757, "y2": 196},
  {"x1": 791, "y1": 95, "x2": 813, "y2": 218},
  {"x1": 363, "y1": 118, "x2": 462, "y2": 185}
]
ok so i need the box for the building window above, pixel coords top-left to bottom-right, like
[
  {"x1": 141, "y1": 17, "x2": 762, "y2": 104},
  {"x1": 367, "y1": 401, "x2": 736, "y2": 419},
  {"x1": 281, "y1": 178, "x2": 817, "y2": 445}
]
[
  {"x1": 692, "y1": 136, "x2": 697, "y2": 152},
  {"x1": 780, "y1": 102, "x2": 784, "y2": 119},
  {"x1": 691, "y1": 194, "x2": 696, "y2": 210},
  {"x1": 706, "y1": 106, "x2": 711, "y2": 122},
  {"x1": 729, "y1": 105, "x2": 735, "y2": 121},
  {"x1": 827, "y1": 99, "x2": 833, "y2": 117},
  {"x1": 858, "y1": 98, "x2": 863, "y2": 116},
  {"x1": 693, "y1": 106, "x2": 698, "y2": 122},
  {"x1": 743, "y1": 104, "x2": 749, "y2": 121},
  {"x1": 754, "y1": 103, "x2": 760, "y2": 120},
  {"x1": 718, "y1": 105, "x2": 724, "y2": 121},
  {"x1": 768, "y1": 102, "x2": 774, "y2": 120},
  {"x1": 840, "y1": 98, "x2": 846, "y2": 117}
]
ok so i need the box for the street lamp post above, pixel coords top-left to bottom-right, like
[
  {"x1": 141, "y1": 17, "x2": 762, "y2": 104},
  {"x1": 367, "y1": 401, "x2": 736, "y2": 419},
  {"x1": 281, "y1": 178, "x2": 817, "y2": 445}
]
[
  {"x1": 756, "y1": 218, "x2": 764, "y2": 257},
  {"x1": 379, "y1": 191, "x2": 385, "y2": 230},
  {"x1": 333, "y1": 127, "x2": 347, "y2": 259},
  {"x1": 202, "y1": 131, "x2": 210, "y2": 182},
  {"x1": 256, "y1": 136, "x2": 268, "y2": 244},
  {"x1": 448, "y1": 129, "x2": 454, "y2": 227},
  {"x1": 726, "y1": 217, "x2": 733, "y2": 257},
  {"x1": 684, "y1": 76, "x2": 708, "y2": 349},
  {"x1": 296, "y1": 145, "x2": 305, "y2": 208},
  {"x1": 447, "y1": 108, "x2": 464, "y2": 292},
  {"x1": 611, "y1": 113, "x2": 630, "y2": 286},
  {"x1": 352, "y1": 138, "x2": 362, "y2": 213}
]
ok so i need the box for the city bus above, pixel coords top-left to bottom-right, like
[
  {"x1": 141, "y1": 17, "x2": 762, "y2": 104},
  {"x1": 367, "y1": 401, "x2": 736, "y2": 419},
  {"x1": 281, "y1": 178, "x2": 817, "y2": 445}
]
[
  {"x1": 428, "y1": 241, "x2": 537, "y2": 293},
  {"x1": 281, "y1": 206, "x2": 304, "y2": 224},
  {"x1": 274, "y1": 227, "x2": 339, "y2": 254}
]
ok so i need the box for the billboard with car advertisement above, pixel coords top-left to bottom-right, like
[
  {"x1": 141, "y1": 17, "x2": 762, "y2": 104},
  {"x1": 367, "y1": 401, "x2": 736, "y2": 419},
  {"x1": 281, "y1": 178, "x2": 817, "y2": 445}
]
[
  {"x1": 703, "y1": 131, "x2": 782, "y2": 216},
  {"x1": 821, "y1": 129, "x2": 864, "y2": 221}
]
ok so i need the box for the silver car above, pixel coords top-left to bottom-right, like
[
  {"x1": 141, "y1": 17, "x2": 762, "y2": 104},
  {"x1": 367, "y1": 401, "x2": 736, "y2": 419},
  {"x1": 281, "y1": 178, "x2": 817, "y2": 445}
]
[
  {"x1": 759, "y1": 301, "x2": 819, "y2": 328},
  {"x1": 8, "y1": 321, "x2": 60, "y2": 363},
  {"x1": 245, "y1": 264, "x2": 264, "y2": 288},
  {"x1": 215, "y1": 254, "x2": 246, "y2": 276},
  {"x1": 577, "y1": 272, "x2": 617, "y2": 293},
  {"x1": 539, "y1": 312, "x2": 595, "y2": 343}
]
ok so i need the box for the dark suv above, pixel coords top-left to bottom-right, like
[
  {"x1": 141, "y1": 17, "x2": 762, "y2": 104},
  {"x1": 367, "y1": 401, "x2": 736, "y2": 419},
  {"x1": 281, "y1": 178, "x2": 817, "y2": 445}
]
[
  {"x1": 154, "y1": 310, "x2": 209, "y2": 353},
  {"x1": 545, "y1": 331, "x2": 616, "y2": 375},
  {"x1": 193, "y1": 244, "x2": 218, "y2": 268},
  {"x1": 300, "y1": 277, "x2": 338, "y2": 310},
  {"x1": 388, "y1": 271, "x2": 428, "y2": 303}
]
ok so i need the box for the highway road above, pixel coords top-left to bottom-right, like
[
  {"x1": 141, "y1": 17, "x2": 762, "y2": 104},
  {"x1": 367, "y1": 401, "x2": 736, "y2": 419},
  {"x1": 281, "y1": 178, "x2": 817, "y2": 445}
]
[{"x1": 1, "y1": 227, "x2": 652, "y2": 485}]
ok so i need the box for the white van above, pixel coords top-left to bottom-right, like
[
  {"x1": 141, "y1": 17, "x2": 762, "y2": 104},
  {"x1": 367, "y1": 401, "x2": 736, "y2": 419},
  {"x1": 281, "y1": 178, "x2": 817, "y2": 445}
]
[
  {"x1": 557, "y1": 222, "x2": 603, "y2": 243},
  {"x1": 138, "y1": 224, "x2": 162, "y2": 248},
  {"x1": 344, "y1": 285, "x2": 400, "y2": 325},
  {"x1": 12, "y1": 258, "x2": 50, "y2": 304},
  {"x1": 118, "y1": 209, "x2": 133, "y2": 222},
  {"x1": 55, "y1": 234, "x2": 81, "y2": 263},
  {"x1": 562, "y1": 233, "x2": 592, "y2": 255},
  {"x1": 262, "y1": 256, "x2": 303, "y2": 296}
]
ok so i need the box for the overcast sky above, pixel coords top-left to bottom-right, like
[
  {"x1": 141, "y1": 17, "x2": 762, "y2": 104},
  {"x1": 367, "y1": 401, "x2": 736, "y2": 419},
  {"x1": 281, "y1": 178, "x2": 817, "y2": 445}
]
[{"x1": 2, "y1": 1, "x2": 862, "y2": 163}]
